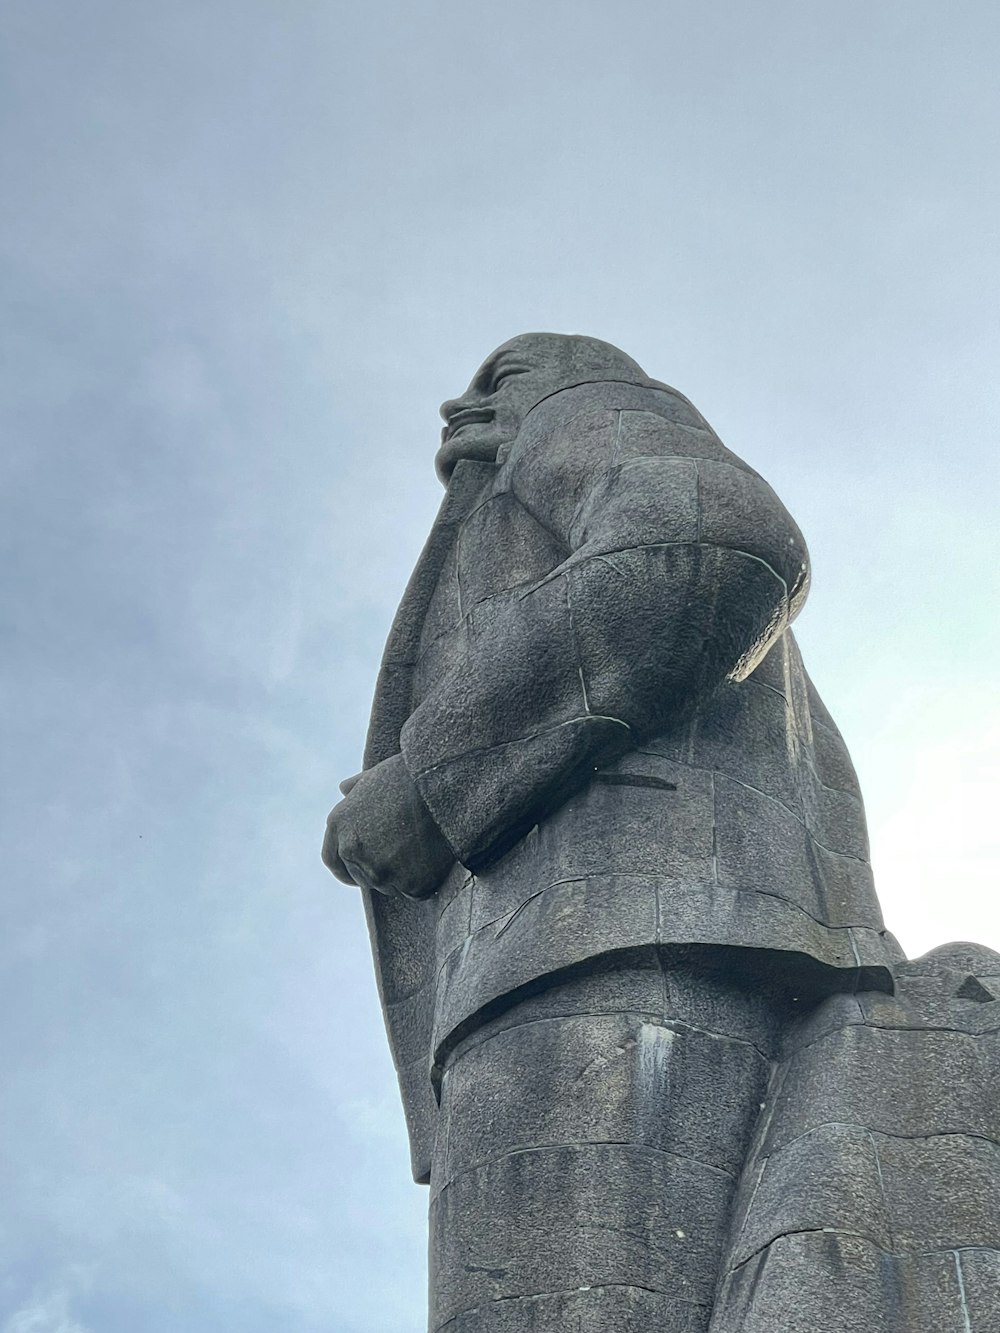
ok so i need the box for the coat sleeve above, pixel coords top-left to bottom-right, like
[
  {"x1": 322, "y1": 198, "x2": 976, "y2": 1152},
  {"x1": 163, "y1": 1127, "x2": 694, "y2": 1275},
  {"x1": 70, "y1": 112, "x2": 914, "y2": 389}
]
[{"x1": 399, "y1": 403, "x2": 810, "y2": 869}]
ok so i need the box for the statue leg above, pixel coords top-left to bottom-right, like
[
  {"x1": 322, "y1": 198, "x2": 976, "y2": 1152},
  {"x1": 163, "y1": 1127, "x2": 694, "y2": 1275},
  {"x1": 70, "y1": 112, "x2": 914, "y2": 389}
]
[{"x1": 428, "y1": 947, "x2": 803, "y2": 1333}]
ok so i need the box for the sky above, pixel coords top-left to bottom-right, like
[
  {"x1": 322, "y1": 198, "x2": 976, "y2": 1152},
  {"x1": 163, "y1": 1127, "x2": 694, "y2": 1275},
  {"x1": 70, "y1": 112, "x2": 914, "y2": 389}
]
[{"x1": 1, "y1": 2, "x2": 998, "y2": 1329}]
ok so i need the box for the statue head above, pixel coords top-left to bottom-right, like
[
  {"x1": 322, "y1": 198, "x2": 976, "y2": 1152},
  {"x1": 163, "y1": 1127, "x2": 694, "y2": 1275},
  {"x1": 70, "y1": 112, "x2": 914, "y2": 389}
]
[{"x1": 435, "y1": 332, "x2": 649, "y2": 482}]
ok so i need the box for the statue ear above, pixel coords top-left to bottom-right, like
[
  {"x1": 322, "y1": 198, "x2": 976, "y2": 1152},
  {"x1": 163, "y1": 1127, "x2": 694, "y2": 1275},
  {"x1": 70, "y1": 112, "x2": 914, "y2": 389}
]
[{"x1": 955, "y1": 974, "x2": 997, "y2": 1003}]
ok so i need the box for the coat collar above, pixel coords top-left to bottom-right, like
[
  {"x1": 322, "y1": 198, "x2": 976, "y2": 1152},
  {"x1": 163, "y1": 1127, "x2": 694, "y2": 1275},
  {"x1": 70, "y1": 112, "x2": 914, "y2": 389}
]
[{"x1": 363, "y1": 458, "x2": 498, "y2": 768}]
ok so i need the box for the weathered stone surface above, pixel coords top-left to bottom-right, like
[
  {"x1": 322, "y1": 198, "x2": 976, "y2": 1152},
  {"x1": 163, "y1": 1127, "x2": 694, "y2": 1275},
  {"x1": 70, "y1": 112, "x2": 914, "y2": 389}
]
[
  {"x1": 612, "y1": 408, "x2": 719, "y2": 464},
  {"x1": 437, "y1": 1284, "x2": 708, "y2": 1333},
  {"x1": 428, "y1": 960, "x2": 788, "y2": 1329},
  {"x1": 456, "y1": 489, "x2": 567, "y2": 608},
  {"x1": 322, "y1": 333, "x2": 992, "y2": 1330},
  {"x1": 569, "y1": 454, "x2": 701, "y2": 550},
  {"x1": 768, "y1": 1024, "x2": 1000, "y2": 1146},
  {"x1": 684, "y1": 676, "x2": 800, "y2": 807},
  {"x1": 430, "y1": 1141, "x2": 731, "y2": 1327},
  {"x1": 433, "y1": 869, "x2": 474, "y2": 966},
  {"x1": 727, "y1": 1124, "x2": 892, "y2": 1267},
  {"x1": 695, "y1": 456, "x2": 809, "y2": 592},
  {"x1": 881, "y1": 1133, "x2": 1000, "y2": 1252},
  {"x1": 860, "y1": 949, "x2": 1000, "y2": 1038},
  {"x1": 714, "y1": 773, "x2": 876, "y2": 930},
  {"x1": 712, "y1": 943, "x2": 1000, "y2": 1331},
  {"x1": 713, "y1": 1234, "x2": 1000, "y2": 1333},
  {"x1": 961, "y1": 1248, "x2": 1000, "y2": 1329},
  {"x1": 434, "y1": 1011, "x2": 769, "y2": 1192},
  {"x1": 432, "y1": 875, "x2": 660, "y2": 1057},
  {"x1": 712, "y1": 1233, "x2": 972, "y2": 1333}
]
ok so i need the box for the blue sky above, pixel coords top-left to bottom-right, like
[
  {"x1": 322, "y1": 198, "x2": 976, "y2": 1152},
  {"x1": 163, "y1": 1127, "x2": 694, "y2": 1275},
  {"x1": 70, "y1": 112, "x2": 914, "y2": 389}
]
[{"x1": 1, "y1": 3, "x2": 998, "y2": 1329}]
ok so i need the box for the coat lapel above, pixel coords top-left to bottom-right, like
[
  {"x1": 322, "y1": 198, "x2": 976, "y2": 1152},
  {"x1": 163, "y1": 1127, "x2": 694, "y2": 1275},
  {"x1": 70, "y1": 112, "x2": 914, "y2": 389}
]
[
  {"x1": 360, "y1": 456, "x2": 498, "y2": 1183},
  {"x1": 364, "y1": 458, "x2": 498, "y2": 768}
]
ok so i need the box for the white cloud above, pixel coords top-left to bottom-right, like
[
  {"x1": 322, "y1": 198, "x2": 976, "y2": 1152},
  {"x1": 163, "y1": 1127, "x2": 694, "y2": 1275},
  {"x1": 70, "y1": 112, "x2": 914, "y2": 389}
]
[{"x1": 4, "y1": 1286, "x2": 92, "y2": 1333}]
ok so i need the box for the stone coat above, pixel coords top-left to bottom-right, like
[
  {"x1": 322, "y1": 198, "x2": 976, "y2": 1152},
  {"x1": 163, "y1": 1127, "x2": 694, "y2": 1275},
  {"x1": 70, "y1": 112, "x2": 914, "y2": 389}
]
[{"x1": 360, "y1": 378, "x2": 899, "y2": 1181}]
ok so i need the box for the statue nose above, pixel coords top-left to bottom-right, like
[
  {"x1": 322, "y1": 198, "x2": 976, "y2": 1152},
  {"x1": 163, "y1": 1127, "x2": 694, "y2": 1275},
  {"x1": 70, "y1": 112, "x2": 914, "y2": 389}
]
[{"x1": 439, "y1": 397, "x2": 462, "y2": 423}]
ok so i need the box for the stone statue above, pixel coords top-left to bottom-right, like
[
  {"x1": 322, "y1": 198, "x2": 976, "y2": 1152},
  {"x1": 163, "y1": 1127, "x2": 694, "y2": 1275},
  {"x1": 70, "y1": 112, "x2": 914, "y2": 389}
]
[
  {"x1": 710, "y1": 941, "x2": 1000, "y2": 1332},
  {"x1": 322, "y1": 334, "x2": 939, "y2": 1331}
]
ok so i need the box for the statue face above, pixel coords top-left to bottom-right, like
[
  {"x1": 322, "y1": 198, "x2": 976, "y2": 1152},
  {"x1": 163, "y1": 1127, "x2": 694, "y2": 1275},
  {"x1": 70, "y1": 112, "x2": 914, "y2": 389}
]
[{"x1": 435, "y1": 332, "x2": 647, "y2": 482}]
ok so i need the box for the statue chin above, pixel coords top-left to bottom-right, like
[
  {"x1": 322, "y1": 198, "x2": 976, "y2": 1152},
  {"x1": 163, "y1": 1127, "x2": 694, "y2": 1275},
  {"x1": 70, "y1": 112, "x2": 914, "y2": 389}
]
[{"x1": 434, "y1": 431, "x2": 504, "y2": 483}]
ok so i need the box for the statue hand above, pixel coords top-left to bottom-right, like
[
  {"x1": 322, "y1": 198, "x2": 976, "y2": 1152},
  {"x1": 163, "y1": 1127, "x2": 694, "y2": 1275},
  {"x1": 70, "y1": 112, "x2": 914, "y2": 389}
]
[
  {"x1": 321, "y1": 754, "x2": 455, "y2": 900},
  {"x1": 320, "y1": 773, "x2": 365, "y2": 881}
]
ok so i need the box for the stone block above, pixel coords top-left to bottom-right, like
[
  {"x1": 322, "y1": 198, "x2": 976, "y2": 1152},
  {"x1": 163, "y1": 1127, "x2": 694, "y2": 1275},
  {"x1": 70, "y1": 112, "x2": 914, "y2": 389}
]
[
  {"x1": 690, "y1": 675, "x2": 800, "y2": 808},
  {"x1": 436, "y1": 1284, "x2": 708, "y2": 1333},
  {"x1": 959, "y1": 1248, "x2": 1000, "y2": 1331},
  {"x1": 800, "y1": 769, "x2": 870, "y2": 860},
  {"x1": 727, "y1": 1124, "x2": 891, "y2": 1268},
  {"x1": 507, "y1": 400, "x2": 619, "y2": 536},
  {"x1": 764, "y1": 1024, "x2": 1000, "y2": 1149},
  {"x1": 712, "y1": 1233, "x2": 967, "y2": 1333},
  {"x1": 411, "y1": 711, "x2": 631, "y2": 868},
  {"x1": 714, "y1": 773, "x2": 882, "y2": 932},
  {"x1": 434, "y1": 869, "x2": 474, "y2": 967},
  {"x1": 614, "y1": 407, "x2": 723, "y2": 462},
  {"x1": 456, "y1": 490, "x2": 566, "y2": 608},
  {"x1": 412, "y1": 617, "x2": 469, "y2": 707},
  {"x1": 569, "y1": 454, "x2": 700, "y2": 550},
  {"x1": 696, "y1": 457, "x2": 808, "y2": 593},
  {"x1": 525, "y1": 756, "x2": 715, "y2": 882},
  {"x1": 861, "y1": 975, "x2": 1000, "y2": 1038},
  {"x1": 429, "y1": 1142, "x2": 732, "y2": 1328},
  {"x1": 432, "y1": 875, "x2": 659, "y2": 1053},
  {"x1": 419, "y1": 540, "x2": 464, "y2": 645},
  {"x1": 810, "y1": 712, "x2": 864, "y2": 794},
  {"x1": 409, "y1": 572, "x2": 586, "y2": 764},
  {"x1": 877, "y1": 1133, "x2": 1000, "y2": 1253},
  {"x1": 567, "y1": 543, "x2": 787, "y2": 732},
  {"x1": 434, "y1": 1010, "x2": 769, "y2": 1192}
]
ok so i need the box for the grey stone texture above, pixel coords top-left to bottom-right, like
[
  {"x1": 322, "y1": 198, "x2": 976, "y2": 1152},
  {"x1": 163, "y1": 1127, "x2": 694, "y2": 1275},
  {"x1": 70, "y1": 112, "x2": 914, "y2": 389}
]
[
  {"x1": 429, "y1": 954, "x2": 801, "y2": 1333},
  {"x1": 709, "y1": 942, "x2": 1000, "y2": 1333},
  {"x1": 323, "y1": 334, "x2": 995, "y2": 1331},
  {"x1": 346, "y1": 334, "x2": 899, "y2": 1182}
]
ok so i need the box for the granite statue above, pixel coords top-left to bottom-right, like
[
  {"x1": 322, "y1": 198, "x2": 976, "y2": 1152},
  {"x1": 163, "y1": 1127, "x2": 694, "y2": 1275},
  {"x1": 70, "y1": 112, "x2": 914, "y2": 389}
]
[
  {"x1": 321, "y1": 334, "x2": 994, "y2": 1330},
  {"x1": 711, "y1": 941, "x2": 1000, "y2": 1332}
]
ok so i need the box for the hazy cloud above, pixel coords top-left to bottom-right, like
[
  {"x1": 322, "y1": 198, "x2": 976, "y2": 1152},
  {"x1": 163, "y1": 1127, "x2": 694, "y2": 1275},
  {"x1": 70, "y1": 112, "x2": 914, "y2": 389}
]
[{"x1": 2, "y1": 1, "x2": 997, "y2": 1328}]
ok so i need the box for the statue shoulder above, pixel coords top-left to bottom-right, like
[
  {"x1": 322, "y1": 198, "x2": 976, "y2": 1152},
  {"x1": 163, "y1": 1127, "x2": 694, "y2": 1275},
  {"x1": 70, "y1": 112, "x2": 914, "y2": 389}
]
[{"x1": 500, "y1": 381, "x2": 737, "y2": 536}]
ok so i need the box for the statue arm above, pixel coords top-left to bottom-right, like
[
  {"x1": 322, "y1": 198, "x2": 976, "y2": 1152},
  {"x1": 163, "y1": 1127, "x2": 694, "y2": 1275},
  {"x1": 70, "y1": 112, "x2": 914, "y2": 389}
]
[{"x1": 399, "y1": 415, "x2": 810, "y2": 870}]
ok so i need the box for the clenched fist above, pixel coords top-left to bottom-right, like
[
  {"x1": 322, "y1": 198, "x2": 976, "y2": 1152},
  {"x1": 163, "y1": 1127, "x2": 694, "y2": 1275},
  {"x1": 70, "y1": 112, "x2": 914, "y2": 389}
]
[{"x1": 322, "y1": 753, "x2": 455, "y2": 900}]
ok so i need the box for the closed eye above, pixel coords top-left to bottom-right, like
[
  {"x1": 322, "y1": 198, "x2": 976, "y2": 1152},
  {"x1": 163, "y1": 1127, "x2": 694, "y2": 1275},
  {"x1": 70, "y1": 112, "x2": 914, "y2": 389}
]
[{"x1": 492, "y1": 365, "x2": 529, "y2": 390}]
